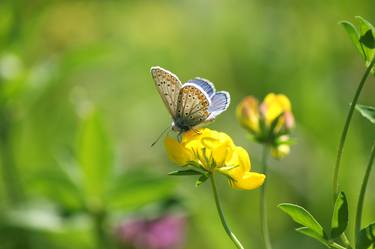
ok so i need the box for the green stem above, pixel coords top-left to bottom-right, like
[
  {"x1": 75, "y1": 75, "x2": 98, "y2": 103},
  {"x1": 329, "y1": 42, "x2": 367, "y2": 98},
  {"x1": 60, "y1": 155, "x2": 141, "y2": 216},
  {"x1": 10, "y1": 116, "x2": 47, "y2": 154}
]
[
  {"x1": 260, "y1": 145, "x2": 272, "y2": 249},
  {"x1": 333, "y1": 56, "x2": 375, "y2": 198},
  {"x1": 332, "y1": 56, "x2": 375, "y2": 248},
  {"x1": 91, "y1": 210, "x2": 108, "y2": 249},
  {"x1": 355, "y1": 141, "x2": 375, "y2": 242},
  {"x1": 209, "y1": 174, "x2": 244, "y2": 249},
  {"x1": 0, "y1": 107, "x2": 23, "y2": 205}
]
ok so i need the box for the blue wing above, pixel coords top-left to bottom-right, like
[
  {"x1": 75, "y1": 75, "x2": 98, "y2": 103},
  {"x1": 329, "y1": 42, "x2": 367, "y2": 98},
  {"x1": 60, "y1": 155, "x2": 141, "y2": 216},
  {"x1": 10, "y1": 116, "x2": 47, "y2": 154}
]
[
  {"x1": 187, "y1": 78, "x2": 215, "y2": 97},
  {"x1": 207, "y1": 91, "x2": 230, "y2": 118}
]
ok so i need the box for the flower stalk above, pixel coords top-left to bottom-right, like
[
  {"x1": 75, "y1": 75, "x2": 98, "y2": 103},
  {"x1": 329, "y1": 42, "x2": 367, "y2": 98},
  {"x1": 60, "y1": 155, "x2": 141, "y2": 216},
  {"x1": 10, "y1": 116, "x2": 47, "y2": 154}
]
[
  {"x1": 355, "y1": 140, "x2": 375, "y2": 242},
  {"x1": 260, "y1": 145, "x2": 272, "y2": 249},
  {"x1": 210, "y1": 173, "x2": 245, "y2": 249},
  {"x1": 333, "y1": 56, "x2": 375, "y2": 199}
]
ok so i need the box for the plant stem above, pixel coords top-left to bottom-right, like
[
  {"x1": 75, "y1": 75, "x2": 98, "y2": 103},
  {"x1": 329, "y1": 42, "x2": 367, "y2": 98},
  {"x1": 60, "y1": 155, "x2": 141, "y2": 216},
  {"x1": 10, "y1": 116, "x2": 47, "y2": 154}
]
[
  {"x1": 0, "y1": 107, "x2": 23, "y2": 205},
  {"x1": 209, "y1": 173, "x2": 244, "y2": 249},
  {"x1": 91, "y1": 209, "x2": 108, "y2": 249},
  {"x1": 333, "y1": 56, "x2": 375, "y2": 199},
  {"x1": 332, "y1": 56, "x2": 375, "y2": 249},
  {"x1": 355, "y1": 141, "x2": 375, "y2": 242},
  {"x1": 260, "y1": 145, "x2": 272, "y2": 249}
]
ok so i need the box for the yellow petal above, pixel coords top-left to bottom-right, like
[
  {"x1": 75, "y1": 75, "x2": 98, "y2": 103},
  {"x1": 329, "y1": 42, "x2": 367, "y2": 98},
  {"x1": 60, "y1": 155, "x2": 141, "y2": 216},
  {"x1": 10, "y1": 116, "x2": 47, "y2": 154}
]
[
  {"x1": 212, "y1": 143, "x2": 231, "y2": 166},
  {"x1": 181, "y1": 128, "x2": 205, "y2": 143},
  {"x1": 164, "y1": 137, "x2": 193, "y2": 166},
  {"x1": 230, "y1": 172, "x2": 266, "y2": 190},
  {"x1": 236, "y1": 96, "x2": 260, "y2": 133},
  {"x1": 262, "y1": 93, "x2": 292, "y2": 126},
  {"x1": 201, "y1": 129, "x2": 234, "y2": 149},
  {"x1": 220, "y1": 146, "x2": 251, "y2": 177}
]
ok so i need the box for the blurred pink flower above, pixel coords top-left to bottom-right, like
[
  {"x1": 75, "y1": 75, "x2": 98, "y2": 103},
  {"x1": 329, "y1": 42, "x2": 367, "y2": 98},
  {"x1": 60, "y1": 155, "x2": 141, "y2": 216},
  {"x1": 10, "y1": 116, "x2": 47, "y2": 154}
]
[{"x1": 117, "y1": 214, "x2": 186, "y2": 249}]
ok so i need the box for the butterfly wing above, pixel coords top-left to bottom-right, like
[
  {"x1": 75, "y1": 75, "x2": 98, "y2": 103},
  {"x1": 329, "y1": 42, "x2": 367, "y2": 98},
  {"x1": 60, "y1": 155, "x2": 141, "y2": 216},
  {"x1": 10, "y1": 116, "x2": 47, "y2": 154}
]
[
  {"x1": 151, "y1": 66, "x2": 182, "y2": 118},
  {"x1": 187, "y1": 78, "x2": 215, "y2": 97},
  {"x1": 207, "y1": 91, "x2": 230, "y2": 121},
  {"x1": 175, "y1": 83, "x2": 211, "y2": 129}
]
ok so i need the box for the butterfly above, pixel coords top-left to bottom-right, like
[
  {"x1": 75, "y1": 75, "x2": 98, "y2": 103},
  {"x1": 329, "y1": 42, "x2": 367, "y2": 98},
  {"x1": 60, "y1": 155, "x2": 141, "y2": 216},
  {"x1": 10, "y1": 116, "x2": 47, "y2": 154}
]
[{"x1": 151, "y1": 66, "x2": 230, "y2": 144}]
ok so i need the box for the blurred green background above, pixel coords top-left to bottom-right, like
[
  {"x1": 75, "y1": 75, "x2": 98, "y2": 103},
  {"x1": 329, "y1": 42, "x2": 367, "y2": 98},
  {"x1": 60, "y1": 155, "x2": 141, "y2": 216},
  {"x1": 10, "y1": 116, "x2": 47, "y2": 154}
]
[{"x1": 0, "y1": 0, "x2": 374, "y2": 248}]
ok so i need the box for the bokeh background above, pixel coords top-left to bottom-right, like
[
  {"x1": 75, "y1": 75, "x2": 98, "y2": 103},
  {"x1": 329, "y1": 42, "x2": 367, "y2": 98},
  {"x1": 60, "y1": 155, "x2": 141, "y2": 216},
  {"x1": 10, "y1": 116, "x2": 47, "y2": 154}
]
[{"x1": 0, "y1": 0, "x2": 374, "y2": 248}]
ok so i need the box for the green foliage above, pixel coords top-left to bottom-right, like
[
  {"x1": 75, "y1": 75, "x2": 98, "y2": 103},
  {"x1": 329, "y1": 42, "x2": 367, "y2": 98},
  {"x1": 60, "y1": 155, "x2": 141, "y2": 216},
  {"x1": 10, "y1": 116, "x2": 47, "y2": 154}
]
[
  {"x1": 278, "y1": 203, "x2": 326, "y2": 239},
  {"x1": 296, "y1": 227, "x2": 330, "y2": 248},
  {"x1": 0, "y1": 1, "x2": 374, "y2": 249},
  {"x1": 107, "y1": 169, "x2": 175, "y2": 211},
  {"x1": 360, "y1": 30, "x2": 375, "y2": 49},
  {"x1": 356, "y1": 104, "x2": 375, "y2": 124},
  {"x1": 340, "y1": 16, "x2": 375, "y2": 71},
  {"x1": 357, "y1": 222, "x2": 375, "y2": 249},
  {"x1": 196, "y1": 173, "x2": 209, "y2": 187},
  {"x1": 77, "y1": 110, "x2": 112, "y2": 206},
  {"x1": 330, "y1": 192, "x2": 348, "y2": 239},
  {"x1": 168, "y1": 169, "x2": 204, "y2": 176}
]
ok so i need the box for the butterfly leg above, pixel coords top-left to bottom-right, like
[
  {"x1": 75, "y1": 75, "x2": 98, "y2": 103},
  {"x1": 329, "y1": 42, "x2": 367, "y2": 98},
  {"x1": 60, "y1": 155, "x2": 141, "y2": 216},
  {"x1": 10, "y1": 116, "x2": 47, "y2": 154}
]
[
  {"x1": 177, "y1": 132, "x2": 183, "y2": 143},
  {"x1": 192, "y1": 128, "x2": 202, "y2": 135}
]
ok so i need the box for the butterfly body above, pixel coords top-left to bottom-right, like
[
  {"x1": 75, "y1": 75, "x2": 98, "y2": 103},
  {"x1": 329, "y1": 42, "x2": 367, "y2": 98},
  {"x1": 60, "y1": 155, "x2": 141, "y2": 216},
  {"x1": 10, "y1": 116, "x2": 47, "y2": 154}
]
[{"x1": 151, "y1": 66, "x2": 230, "y2": 137}]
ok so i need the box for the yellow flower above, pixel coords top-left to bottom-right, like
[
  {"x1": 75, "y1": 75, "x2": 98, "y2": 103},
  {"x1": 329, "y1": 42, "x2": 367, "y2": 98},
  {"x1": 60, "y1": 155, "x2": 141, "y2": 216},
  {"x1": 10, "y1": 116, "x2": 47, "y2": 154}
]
[
  {"x1": 164, "y1": 128, "x2": 265, "y2": 190},
  {"x1": 236, "y1": 96, "x2": 260, "y2": 133},
  {"x1": 237, "y1": 93, "x2": 294, "y2": 137},
  {"x1": 237, "y1": 93, "x2": 294, "y2": 159},
  {"x1": 260, "y1": 93, "x2": 294, "y2": 131}
]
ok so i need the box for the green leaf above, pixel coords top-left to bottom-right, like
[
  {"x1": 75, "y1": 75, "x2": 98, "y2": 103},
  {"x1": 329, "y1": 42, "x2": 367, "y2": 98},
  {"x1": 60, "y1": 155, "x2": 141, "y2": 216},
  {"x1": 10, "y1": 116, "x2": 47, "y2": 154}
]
[
  {"x1": 330, "y1": 192, "x2": 348, "y2": 238},
  {"x1": 278, "y1": 203, "x2": 325, "y2": 238},
  {"x1": 107, "y1": 168, "x2": 175, "y2": 211},
  {"x1": 77, "y1": 109, "x2": 113, "y2": 205},
  {"x1": 355, "y1": 16, "x2": 375, "y2": 62},
  {"x1": 296, "y1": 227, "x2": 330, "y2": 248},
  {"x1": 196, "y1": 174, "x2": 209, "y2": 187},
  {"x1": 168, "y1": 169, "x2": 203, "y2": 176},
  {"x1": 357, "y1": 222, "x2": 375, "y2": 249},
  {"x1": 360, "y1": 30, "x2": 375, "y2": 49},
  {"x1": 340, "y1": 21, "x2": 364, "y2": 59},
  {"x1": 356, "y1": 104, "x2": 375, "y2": 124}
]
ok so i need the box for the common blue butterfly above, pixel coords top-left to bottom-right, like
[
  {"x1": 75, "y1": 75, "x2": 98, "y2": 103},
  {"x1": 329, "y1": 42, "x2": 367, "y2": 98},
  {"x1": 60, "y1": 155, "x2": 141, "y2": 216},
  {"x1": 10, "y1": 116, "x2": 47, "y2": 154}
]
[{"x1": 151, "y1": 66, "x2": 230, "y2": 143}]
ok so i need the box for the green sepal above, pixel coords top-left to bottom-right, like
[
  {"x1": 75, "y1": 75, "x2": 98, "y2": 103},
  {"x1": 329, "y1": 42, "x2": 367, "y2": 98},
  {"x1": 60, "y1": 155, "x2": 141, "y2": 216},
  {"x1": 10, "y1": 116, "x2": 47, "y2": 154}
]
[
  {"x1": 196, "y1": 174, "x2": 209, "y2": 187},
  {"x1": 356, "y1": 222, "x2": 375, "y2": 249},
  {"x1": 168, "y1": 169, "x2": 204, "y2": 176},
  {"x1": 330, "y1": 192, "x2": 348, "y2": 239},
  {"x1": 356, "y1": 104, "x2": 375, "y2": 124}
]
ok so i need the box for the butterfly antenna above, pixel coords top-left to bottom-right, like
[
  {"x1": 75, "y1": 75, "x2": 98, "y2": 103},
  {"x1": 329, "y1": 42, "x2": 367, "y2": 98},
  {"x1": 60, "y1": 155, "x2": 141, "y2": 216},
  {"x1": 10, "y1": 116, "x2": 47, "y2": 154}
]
[{"x1": 151, "y1": 126, "x2": 171, "y2": 147}]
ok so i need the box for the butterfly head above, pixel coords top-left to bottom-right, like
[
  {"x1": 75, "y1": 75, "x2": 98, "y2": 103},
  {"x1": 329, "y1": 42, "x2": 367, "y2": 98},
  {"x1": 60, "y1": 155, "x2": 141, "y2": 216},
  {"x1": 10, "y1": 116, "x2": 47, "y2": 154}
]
[{"x1": 171, "y1": 121, "x2": 190, "y2": 133}]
